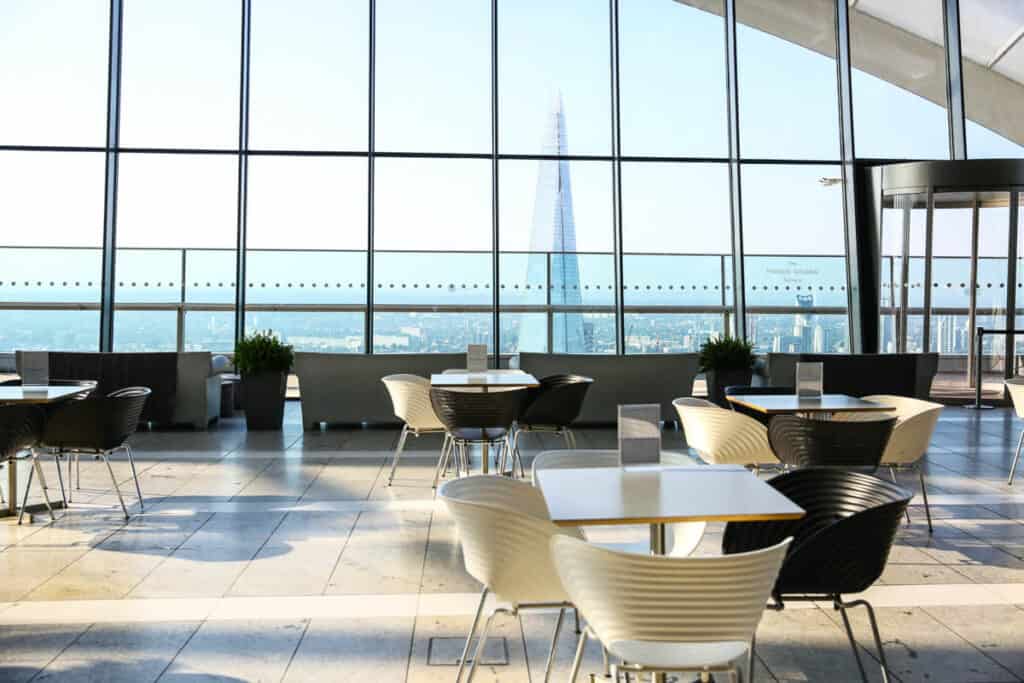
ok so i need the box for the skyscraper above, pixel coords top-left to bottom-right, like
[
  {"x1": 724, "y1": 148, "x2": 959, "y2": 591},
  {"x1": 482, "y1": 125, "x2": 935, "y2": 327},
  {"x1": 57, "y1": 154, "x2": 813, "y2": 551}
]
[{"x1": 518, "y1": 93, "x2": 587, "y2": 353}]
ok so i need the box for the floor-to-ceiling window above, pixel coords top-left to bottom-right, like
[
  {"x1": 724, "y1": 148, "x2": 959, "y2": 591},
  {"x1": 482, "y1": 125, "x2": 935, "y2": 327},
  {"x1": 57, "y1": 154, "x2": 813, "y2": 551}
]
[
  {"x1": 736, "y1": 0, "x2": 849, "y2": 353},
  {"x1": 0, "y1": 1, "x2": 109, "y2": 352},
  {"x1": 10, "y1": 0, "x2": 1024, "y2": 360}
]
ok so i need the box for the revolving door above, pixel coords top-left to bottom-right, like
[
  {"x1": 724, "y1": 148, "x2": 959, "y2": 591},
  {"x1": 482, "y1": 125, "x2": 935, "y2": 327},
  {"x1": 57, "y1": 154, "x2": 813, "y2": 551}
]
[{"x1": 878, "y1": 160, "x2": 1024, "y2": 400}]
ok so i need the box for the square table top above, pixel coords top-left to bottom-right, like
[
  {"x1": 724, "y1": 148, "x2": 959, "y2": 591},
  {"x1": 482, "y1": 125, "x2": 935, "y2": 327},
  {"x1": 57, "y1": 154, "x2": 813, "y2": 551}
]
[
  {"x1": 0, "y1": 385, "x2": 93, "y2": 404},
  {"x1": 536, "y1": 465, "x2": 805, "y2": 527},
  {"x1": 430, "y1": 371, "x2": 540, "y2": 388},
  {"x1": 725, "y1": 393, "x2": 894, "y2": 415}
]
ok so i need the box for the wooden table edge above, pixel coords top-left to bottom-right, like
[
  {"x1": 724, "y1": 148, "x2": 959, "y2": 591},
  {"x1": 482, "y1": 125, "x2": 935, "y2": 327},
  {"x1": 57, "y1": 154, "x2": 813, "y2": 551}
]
[{"x1": 551, "y1": 511, "x2": 805, "y2": 527}]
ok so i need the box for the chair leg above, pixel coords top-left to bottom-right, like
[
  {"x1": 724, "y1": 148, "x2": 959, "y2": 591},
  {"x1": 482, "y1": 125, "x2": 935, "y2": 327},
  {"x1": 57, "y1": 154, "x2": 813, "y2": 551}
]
[
  {"x1": 568, "y1": 626, "x2": 589, "y2": 683},
  {"x1": 387, "y1": 425, "x2": 410, "y2": 486},
  {"x1": 432, "y1": 436, "x2": 452, "y2": 490},
  {"x1": 573, "y1": 606, "x2": 581, "y2": 635},
  {"x1": 889, "y1": 466, "x2": 911, "y2": 524},
  {"x1": 53, "y1": 453, "x2": 67, "y2": 507},
  {"x1": 1010, "y1": 429, "x2": 1024, "y2": 485},
  {"x1": 75, "y1": 452, "x2": 80, "y2": 491},
  {"x1": 918, "y1": 467, "x2": 933, "y2": 534},
  {"x1": 125, "y1": 445, "x2": 144, "y2": 511},
  {"x1": 837, "y1": 602, "x2": 869, "y2": 683},
  {"x1": 100, "y1": 452, "x2": 129, "y2": 520},
  {"x1": 66, "y1": 450, "x2": 72, "y2": 502},
  {"x1": 18, "y1": 457, "x2": 36, "y2": 525},
  {"x1": 747, "y1": 632, "x2": 756, "y2": 683},
  {"x1": 455, "y1": 588, "x2": 488, "y2": 683},
  {"x1": 513, "y1": 435, "x2": 525, "y2": 479},
  {"x1": 465, "y1": 608, "x2": 507, "y2": 683},
  {"x1": 837, "y1": 598, "x2": 891, "y2": 683},
  {"x1": 567, "y1": 428, "x2": 577, "y2": 449},
  {"x1": 542, "y1": 606, "x2": 566, "y2": 683}
]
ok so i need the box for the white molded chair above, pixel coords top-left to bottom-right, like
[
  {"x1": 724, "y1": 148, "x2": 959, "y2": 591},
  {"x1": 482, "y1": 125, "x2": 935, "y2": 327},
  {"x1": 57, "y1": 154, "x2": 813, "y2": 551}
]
[
  {"x1": 531, "y1": 449, "x2": 707, "y2": 558},
  {"x1": 833, "y1": 394, "x2": 944, "y2": 532},
  {"x1": 439, "y1": 475, "x2": 583, "y2": 682},
  {"x1": 381, "y1": 374, "x2": 450, "y2": 488},
  {"x1": 552, "y1": 534, "x2": 791, "y2": 683},
  {"x1": 1006, "y1": 379, "x2": 1024, "y2": 486},
  {"x1": 673, "y1": 397, "x2": 781, "y2": 469}
]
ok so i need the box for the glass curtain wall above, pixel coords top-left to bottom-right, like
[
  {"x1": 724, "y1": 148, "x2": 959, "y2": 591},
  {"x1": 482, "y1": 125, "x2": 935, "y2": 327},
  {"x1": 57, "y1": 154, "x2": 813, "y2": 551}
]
[{"x1": 15, "y1": 0, "x2": 1024, "y2": 358}]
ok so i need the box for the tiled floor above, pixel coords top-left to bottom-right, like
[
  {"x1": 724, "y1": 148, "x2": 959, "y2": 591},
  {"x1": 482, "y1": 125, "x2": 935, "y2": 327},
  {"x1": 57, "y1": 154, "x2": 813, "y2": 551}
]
[{"x1": 1, "y1": 404, "x2": 1024, "y2": 682}]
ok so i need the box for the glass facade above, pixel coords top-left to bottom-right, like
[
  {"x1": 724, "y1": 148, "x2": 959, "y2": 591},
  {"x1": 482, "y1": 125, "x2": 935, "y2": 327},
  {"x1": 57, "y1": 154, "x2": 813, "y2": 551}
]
[{"x1": 1, "y1": 1, "x2": 1021, "y2": 358}]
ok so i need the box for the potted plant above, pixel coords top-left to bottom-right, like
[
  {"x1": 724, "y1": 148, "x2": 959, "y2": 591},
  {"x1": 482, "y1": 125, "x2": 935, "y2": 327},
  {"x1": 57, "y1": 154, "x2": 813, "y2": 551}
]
[
  {"x1": 234, "y1": 330, "x2": 294, "y2": 430},
  {"x1": 698, "y1": 335, "x2": 755, "y2": 407}
]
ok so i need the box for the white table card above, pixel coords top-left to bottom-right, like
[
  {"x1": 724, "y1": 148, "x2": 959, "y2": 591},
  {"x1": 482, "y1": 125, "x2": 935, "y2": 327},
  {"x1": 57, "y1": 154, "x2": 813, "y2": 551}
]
[
  {"x1": 466, "y1": 344, "x2": 488, "y2": 373},
  {"x1": 618, "y1": 404, "x2": 661, "y2": 466},
  {"x1": 796, "y1": 362, "x2": 824, "y2": 398},
  {"x1": 20, "y1": 351, "x2": 49, "y2": 387}
]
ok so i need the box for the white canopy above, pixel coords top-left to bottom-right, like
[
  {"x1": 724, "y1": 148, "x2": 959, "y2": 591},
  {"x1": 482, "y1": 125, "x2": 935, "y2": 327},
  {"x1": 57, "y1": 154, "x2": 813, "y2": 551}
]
[{"x1": 678, "y1": 0, "x2": 1024, "y2": 146}]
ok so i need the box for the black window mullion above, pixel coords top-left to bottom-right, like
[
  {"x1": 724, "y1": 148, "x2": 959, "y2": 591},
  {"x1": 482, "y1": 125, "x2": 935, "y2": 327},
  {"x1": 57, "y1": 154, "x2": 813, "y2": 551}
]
[
  {"x1": 234, "y1": 0, "x2": 252, "y2": 345},
  {"x1": 99, "y1": 0, "x2": 124, "y2": 352}
]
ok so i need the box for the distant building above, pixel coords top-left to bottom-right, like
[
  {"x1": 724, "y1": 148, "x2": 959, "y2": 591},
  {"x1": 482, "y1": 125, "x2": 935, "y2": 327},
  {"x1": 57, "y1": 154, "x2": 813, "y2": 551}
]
[{"x1": 518, "y1": 93, "x2": 587, "y2": 353}]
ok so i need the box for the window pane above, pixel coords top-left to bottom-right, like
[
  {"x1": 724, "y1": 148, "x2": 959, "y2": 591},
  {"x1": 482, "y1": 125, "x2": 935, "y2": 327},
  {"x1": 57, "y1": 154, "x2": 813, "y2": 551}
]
[
  {"x1": 0, "y1": 1, "x2": 109, "y2": 146},
  {"x1": 115, "y1": 154, "x2": 238, "y2": 350},
  {"x1": 120, "y1": 0, "x2": 240, "y2": 148},
  {"x1": 374, "y1": 158, "x2": 492, "y2": 351},
  {"x1": 499, "y1": 0, "x2": 611, "y2": 156},
  {"x1": 959, "y1": 2, "x2": 1024, "y2": 157},
  {"x1": 499, "y1": 159, "x2": 614, "y2": 354},
  {"x1": 622, "y1": 162, "x2": 734, "y2": 352},
  {"x1": 376, "y1": 0, "x2": 490, "y2": 153},
  {"x1": 249, "y1": 0, "x2": 368, "y2": 151},
  {"x1": 373, "y1": 313, "x2": 492, "y2": 353},
  {"x1": 0, "y1": 152, "x2": 105, "y2": 352},
  {"x1": 736, "y1": 0, "x2": 839, "y2": 160},
  {"x1": 245, "y1": 311, "x2": 365, "y2": 353},
  {"x1": 619, "y1": 0, "x2": 727, "y2": 157},
  {"x1": 741, "y1": 164, "x2": 848, "y2": 353},
  {"x1": 851, "y1": 1, "x2": 948, "y2": 159},
  {"x1": 245, "y1": 156, "x2": 367, "y2": 350}
]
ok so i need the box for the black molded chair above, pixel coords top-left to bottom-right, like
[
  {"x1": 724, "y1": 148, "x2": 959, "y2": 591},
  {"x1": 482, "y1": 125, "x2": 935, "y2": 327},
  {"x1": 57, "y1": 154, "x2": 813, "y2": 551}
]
[
  {"x1": 724, "y1": 385, "x2": 794, "y2": 428},
  {"x1": 723, "y1": 468, "x2": 912, "y2": 683},
  {"x1": 768, "y1": 414, "x2": 895, "y2": 470},
  {"x1": 514, "y1": 374, "x2": 593, "y2": 451},
  {"x1": 430, "y1": 387, "x2": 529, "y2": 478},
  {"x1": 0, "y1": 405, "x2": 47, "y2": 518},
  {"x1": 38, "y1": 386, "x2": 151, "y2": 519}
]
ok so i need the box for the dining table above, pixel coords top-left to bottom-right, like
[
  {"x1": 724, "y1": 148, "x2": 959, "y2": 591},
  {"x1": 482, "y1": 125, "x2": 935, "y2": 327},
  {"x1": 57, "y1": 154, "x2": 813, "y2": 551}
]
[
  {"x1": 1, "y1": 384, "x2": 94, "y2": 519},
  {"x1": 430, "y1": 370, "x2": 540, "y2": 474},
  {"x1": 536, "y1": 462, "x2": 805, "y2": 683},
  {"x1": 725, "y1": 392, "x2": 894, "y2": 419}
]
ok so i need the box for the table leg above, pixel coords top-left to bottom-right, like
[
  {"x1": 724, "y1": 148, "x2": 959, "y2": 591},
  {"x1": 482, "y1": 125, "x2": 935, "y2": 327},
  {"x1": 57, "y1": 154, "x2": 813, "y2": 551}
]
[{"x1": 481, "y1": 442, "x2": 489, "y2": 475}]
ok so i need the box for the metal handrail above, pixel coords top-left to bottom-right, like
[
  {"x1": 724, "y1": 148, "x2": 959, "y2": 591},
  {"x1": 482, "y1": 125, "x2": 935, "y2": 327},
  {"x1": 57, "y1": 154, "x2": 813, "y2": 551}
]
[{"x1": 970, "y1": 326, "x2": 1024, "y2": 409}]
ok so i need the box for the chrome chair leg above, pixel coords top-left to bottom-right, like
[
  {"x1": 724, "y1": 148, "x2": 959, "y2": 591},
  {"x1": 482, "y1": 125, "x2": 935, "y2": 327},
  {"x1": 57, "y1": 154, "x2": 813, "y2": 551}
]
[
  {"x1": 567, "y1": 429, "x2": 577, "y2": 449},
  {"x1": 19, "y1": 453, "x2": 56, "y2": 525},
  {"x1": 837, "y1": 603, "x2": 869, "y2": 683},
  {"x1": 432, "y1": 435, "x2": 452, "y2": 490},
  {"x1": 17, "y1": 457, "x2": 34, "y2": 525},
  {"x1": 1010, "y1": 429, "x2": 1024, "y2": 485},
  {"x1": 889, "y1": 466, "x2": 911, "y2": 524},
  {"x1": 124, "y1": 445, "x2": 144, "y2": 511},
  {"x1": 387, "y1": 424, "x2": 410, "y2": 486},
  {"x1": 75, "y1": 452, "x2": 80, "y2": 491},
  {"x1": 100, "y1": 452, "x2": 129, "y2": 520},
  {"x1": 456, "y1": 588, "x2": 489, "y2": 683},
  {"x1": 836, "y1": 597, "x2": 890, "y2": 683},
  {"x1": 66, "y1": 450, "x2": 73, "y2": 502},
  {"x1": 465, "y1": 608, "x2": 509, "y2": 683},
  {"x1": 568, "y1": 626, "x2": 590, "y2": 682},
  {"x1": 918, "y1": 467, "x2": 933, "y2": 534},
  {"x1": 53, "y1": 453, "x2": 67, "y2": 506},
  {"x1": 542, "y1": 606, "x2": 566, "y2": 683}
]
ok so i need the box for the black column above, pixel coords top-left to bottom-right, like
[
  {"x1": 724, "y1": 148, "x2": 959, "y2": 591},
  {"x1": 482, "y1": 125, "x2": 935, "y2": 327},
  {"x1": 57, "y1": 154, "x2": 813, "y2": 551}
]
[
  {"x1": 99, "y1": 0, "x2": 124, "y2": 352},
  {"x1": 233, "y1": 0, "x2": 252, "y2": 345}
]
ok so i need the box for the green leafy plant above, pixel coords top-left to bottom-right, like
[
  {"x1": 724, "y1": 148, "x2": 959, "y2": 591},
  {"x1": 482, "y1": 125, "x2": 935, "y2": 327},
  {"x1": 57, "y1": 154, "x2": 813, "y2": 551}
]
[
  {"x1": 698, "y1": 335, "x2": 755, "y2": 373},
  {"x1": 234, "y1": 330, "x2": 294, "y2": 376}
]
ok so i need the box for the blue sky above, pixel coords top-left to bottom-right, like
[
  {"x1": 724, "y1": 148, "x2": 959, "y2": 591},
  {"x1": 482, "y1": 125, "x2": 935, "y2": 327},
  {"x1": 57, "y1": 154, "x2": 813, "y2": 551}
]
[{"x1": 2, "y1": 0, "x2": 1023, "y2": 263}]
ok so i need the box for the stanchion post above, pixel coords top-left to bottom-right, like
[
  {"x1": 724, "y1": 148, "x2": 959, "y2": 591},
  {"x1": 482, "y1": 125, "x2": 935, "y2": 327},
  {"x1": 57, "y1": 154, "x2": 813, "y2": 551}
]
[{"x1": 968, "y1": 327, "x2": 994, "y2": 410}]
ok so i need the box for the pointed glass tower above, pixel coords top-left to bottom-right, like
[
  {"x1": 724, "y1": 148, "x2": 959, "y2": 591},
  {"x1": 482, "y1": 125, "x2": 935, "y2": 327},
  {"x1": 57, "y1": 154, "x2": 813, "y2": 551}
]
[{"x1": 519, "y1": 93, "x2": 587, "y2": 352}]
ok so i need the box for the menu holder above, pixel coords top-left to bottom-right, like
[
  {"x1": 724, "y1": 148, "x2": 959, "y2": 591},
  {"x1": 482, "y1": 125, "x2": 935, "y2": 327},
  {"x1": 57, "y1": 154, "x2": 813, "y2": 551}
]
[
  {"x1": 618, "y1": 404, "x2": 661, "y2": 466},
  {"x1": 466, "y1": 344, "x2": 488, "y2": 373},
  {"x1": 20, "y1": 351, "x2": 49, "y2": 387},
  {"x1": 796, "y1": 362, "x2": 824, "y2": 398}
]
